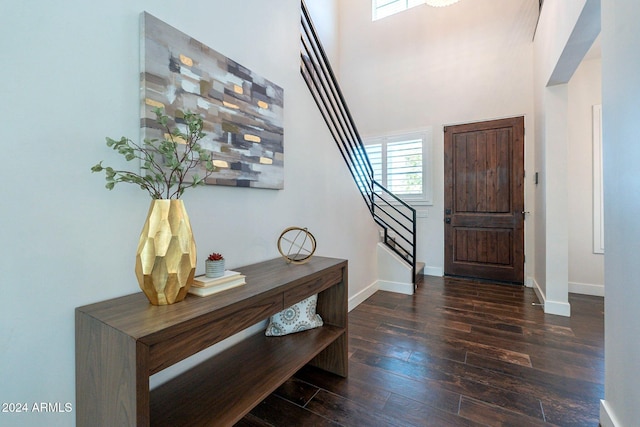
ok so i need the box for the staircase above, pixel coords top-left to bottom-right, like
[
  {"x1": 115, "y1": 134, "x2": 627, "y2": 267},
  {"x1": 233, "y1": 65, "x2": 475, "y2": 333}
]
[{"x1": 299, "y1": 1, "x2": 419, "y2": 288}]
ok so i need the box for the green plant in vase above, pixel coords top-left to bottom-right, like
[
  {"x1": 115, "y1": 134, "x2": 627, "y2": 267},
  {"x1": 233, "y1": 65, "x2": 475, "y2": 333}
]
[
  {"x1": 91, "y1": 107, "x2": 215, "y2": 199},
  {"x1": 91, "y1": 107, "x2": 216, "y2": 305}
]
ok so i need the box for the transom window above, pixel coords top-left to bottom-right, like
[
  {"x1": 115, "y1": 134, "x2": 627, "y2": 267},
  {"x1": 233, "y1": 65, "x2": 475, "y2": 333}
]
[
  {"x1": 363, "y1": 130, "x2": 433, "y2": 205},
  {"x1": 372, "y1": 0, "x2": 426, "y2": 21}
]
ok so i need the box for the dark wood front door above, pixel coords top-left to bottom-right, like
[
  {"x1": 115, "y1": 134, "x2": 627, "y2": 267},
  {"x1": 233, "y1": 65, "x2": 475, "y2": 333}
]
[{"x1": 444, "y1": 117, "x2": 524, "y2": 283}]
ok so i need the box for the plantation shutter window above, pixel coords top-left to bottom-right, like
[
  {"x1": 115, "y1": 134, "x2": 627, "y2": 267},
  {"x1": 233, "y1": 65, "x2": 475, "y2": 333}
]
[
  {"x1": 364, "y1": 143, "x2": 383, "y2": 185},
  {"x1": 387, "y1": 139, "x2": 422, "y2": 196},
  {"x1": 363, "y1": 130, "x2": 433, "y2": 205}
]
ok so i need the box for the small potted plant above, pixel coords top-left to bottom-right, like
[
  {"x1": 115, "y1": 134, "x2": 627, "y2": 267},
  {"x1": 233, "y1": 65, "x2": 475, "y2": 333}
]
[{"x1": 205, "y1": 253, "x2": 225, "y2": 278}]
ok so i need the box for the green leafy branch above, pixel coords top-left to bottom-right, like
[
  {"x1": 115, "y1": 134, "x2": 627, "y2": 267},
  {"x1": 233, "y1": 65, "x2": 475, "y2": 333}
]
[{"x1": 91, "y1": 108, "x2": 215, "y2": 199}]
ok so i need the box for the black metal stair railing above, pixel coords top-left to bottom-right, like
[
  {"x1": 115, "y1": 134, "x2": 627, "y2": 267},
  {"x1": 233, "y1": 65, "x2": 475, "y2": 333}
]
[{"x1": 299, "y1": 0, "x2": 417, "y2": 283}]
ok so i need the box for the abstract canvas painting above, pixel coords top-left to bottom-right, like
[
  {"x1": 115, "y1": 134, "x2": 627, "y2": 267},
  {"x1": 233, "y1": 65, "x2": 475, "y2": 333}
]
[{"x1": 140, "y1": 12, "x2": 284, "y2": 189}]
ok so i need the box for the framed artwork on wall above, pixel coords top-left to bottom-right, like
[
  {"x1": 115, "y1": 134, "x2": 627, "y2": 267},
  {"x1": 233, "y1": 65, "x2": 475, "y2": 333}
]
[{"x1": 140, "y1": 12, "x2": 284, "y2": 190}]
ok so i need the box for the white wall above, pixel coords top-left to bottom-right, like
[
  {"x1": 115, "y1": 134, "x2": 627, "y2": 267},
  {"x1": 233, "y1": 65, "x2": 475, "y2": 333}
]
[
  {"x1": 532, "y1": 0, "x2": 578, "y2": 311},
  {"x1": 337, "y1": 0, "x2": 538, "y2": 278},
  {"x1": 0, "y1": 1, "x2": 379, "y2": 426},
  {"x1": 532, "y1": 0, "x2": 599, "y2": 315},
  {"x1": 305, "y1": 0, "x2": 341, "y2": 68},
  {"x1": 601, "y1": 1, "x2": 640, "y2": 425},
  {"x1": 568, "y1": 57, "x2": 604, "y2": 296}
]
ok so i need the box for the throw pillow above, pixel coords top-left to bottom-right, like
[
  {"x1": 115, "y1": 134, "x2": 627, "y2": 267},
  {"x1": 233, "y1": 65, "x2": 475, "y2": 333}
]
[{"x1": 265, "y1": 294, "x2": 323, "y2": 336}]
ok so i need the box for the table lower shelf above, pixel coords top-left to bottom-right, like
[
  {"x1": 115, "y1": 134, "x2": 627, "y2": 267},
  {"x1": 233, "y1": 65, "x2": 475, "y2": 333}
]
[{"x1": 150, "y1": 325, "x2": 346, "y2": 427}]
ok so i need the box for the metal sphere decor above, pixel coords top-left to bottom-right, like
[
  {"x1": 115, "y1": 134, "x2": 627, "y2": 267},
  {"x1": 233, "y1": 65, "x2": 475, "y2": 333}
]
[{"x1": 277, "y1": 227, "x2": 317, "y2": 264}]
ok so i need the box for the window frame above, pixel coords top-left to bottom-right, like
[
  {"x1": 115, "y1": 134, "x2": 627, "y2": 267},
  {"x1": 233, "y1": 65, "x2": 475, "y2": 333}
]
[
  {"x1": 372, "y1": 0, "x2": 426, "y2": 21},
  {"x1": 363, "y1": 129, "x2": 433, "y2": 206}
]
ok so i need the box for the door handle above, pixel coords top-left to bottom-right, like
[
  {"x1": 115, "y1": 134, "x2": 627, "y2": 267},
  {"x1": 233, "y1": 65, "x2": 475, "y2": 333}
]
[{"x1": 445, "y1": 218, "x2": 451, "y2": 224}]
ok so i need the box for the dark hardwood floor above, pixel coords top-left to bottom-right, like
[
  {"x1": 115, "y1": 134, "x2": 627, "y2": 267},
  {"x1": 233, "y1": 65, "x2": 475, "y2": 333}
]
[{"x1": 237, "y1": 275, "x2": 604, "y2": 426}]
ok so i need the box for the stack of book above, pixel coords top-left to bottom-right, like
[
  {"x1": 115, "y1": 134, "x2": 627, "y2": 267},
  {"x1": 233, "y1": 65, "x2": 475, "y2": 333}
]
[{"x1": 188, "y1": 270, "x2": 246, "y2": 297}]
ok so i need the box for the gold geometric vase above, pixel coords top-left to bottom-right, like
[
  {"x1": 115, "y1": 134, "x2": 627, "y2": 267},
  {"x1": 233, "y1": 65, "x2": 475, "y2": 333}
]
[{"x1": 135, "y1": 199, "x2": 196, "y2": 305}]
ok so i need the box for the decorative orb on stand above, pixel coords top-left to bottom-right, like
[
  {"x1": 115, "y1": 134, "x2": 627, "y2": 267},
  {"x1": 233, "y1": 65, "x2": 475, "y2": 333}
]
[{"x1": 277, "y1": 227, "x2": 317, "y2": 264}]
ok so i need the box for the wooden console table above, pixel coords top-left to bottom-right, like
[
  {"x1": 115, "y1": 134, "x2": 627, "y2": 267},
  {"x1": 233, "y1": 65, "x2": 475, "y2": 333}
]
[{"x1": 75, "y1": 256, "x2": 348, "y2": 426}]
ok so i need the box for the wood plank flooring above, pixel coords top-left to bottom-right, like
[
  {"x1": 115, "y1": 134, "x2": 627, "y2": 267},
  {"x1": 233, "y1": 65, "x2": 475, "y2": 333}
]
[{"x1": 236, "y1": 275, "x2": 604, "y2": 426}]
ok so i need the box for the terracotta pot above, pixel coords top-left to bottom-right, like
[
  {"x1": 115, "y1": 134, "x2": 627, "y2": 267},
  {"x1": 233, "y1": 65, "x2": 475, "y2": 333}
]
[{"x1": 135, "y1": 199, "x2": 196, "y2": 305}]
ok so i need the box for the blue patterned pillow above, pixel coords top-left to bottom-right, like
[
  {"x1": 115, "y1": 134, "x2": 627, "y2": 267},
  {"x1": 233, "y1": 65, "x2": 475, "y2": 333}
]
[{"x1": 265, "y1": 294, "x2": 323, "y2": 336}]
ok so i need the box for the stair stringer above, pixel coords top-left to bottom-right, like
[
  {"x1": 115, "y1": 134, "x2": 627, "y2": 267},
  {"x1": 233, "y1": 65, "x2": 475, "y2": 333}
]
[{"x1": 377, "y1": 243, "x2": 414, "y2": 295}]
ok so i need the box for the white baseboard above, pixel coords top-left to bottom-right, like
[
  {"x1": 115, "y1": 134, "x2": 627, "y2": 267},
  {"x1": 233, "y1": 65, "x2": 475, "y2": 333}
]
[
  {"x1": 531, "y1": 277, "x2": 545, "y2": 305},
  {"x1": 600, "y1": 399, "x2": 621, "y2": 427},
  {"x1": 348, "y1": 280, "x2": 379, "y2": 312},
  {"x1": 378, "y1": 280, "x2": 414, "y2": 295},
  {"x1": 569, "y1": 281, "x2": 605, "y2": 297},
  {"x1": 544, "y1": 299, "x2": 571, "y2": 317},
  {"x1": 423, "y1": 265, "x2": 443, "y2": 277},
  {"x1": 348, "y1": 278, "x2": 415, "y2": 312},
  {"x1": 530, "y1": 277, "x2": 571, "y2": 317},
  {"x1": 524, "y1": 276, "x2": 534, "y2": 288}
]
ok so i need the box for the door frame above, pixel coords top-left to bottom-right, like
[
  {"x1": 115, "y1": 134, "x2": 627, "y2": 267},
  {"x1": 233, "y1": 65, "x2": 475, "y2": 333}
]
[{"x1": 443, "y1": 116, "x2": 525, "y2": 284}]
